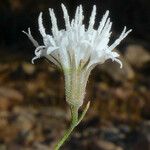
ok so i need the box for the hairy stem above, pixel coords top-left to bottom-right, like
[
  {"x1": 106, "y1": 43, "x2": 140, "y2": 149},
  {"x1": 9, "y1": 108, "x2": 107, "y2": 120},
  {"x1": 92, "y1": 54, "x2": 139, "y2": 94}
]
[
  {"x1": 54, "y1": 102, "x2": 90, "y2": 150},
  {"x1": 54, "y1": 106, "x2": 78, "y2": 150}
]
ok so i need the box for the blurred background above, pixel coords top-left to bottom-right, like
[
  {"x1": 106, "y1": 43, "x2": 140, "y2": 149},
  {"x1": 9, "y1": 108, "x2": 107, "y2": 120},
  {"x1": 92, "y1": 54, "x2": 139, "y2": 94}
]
[{"x1": 0, "y1": 0, "x2": 150, "y2": 150}]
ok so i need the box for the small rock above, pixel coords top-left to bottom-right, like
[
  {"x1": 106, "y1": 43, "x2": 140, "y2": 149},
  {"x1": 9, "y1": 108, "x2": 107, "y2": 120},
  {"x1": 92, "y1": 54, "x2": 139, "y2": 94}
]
[
  {"x1": 16, "y1": 111, "x2": 35, "y2": 132},
  {"x1": 0, "y1": 87, "x2": 23, "y2": 110},
  {"x1": 125, "y1": 45, "x2": 150, "y2": 68},
  {"x1": 22, "y1": 62, "x2": 35, "y2": 75},
  {"x1": 96, "y1": 140, "x2": 123, "y2": 150},
  {"x1": 0, "y1": 87, "x2": 23, "y2": 102},
  {"x1": 100, "y1": 126, "x2": 125, "y2": 142},
  {"x1": 33, "y1": 142, "x2": 49, "y2": 150},
  {"x1": 0, "y1": 111, "x2": 9, "y2": 127},
  {"x1": 0, "y1": 97, "x2": 11, "y2": 110},
  {"x1": 0, "y1": 125, "x2": 20, "y2": 143},
  {"x1": 119, "y1": 124, "x2": 131, "y2": 133}
]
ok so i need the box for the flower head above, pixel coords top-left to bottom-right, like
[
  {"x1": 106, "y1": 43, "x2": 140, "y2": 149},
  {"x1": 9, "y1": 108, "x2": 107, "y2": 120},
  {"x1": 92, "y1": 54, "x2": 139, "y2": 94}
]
[
  {"x1": 23, "y1": 4, "x2": 132, "y2": 70},
  {"x1": 23, "y1": 4, "x2": 132, "y2": 107}
]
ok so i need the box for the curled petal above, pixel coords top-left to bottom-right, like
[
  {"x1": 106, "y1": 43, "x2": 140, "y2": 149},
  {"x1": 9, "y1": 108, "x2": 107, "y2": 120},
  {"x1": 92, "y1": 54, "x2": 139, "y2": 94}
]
[
  {"x1": 35, "y1": 46, "x2": 45, "y2": 55},
  {"x1": 114, "y1": 58, "x2": 122, "y2": 68},
  {"x1": 32, "y1": 56, "x2": 39, "y2": 64}
]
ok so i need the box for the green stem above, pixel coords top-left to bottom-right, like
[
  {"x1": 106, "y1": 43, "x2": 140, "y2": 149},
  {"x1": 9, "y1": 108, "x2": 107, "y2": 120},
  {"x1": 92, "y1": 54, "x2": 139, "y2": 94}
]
[
  {"x1": 54, "y1": 106, "x2": 78, "y2": 150},
  {"x1": 54, "y1": 123, "x2": 76, "y2": 150},
  {"x1": 70, "y1": 105, "x2": 78, "y2": 125},
  {"x1": 54, "y1": 102, "x2": 90, "y2": 150}
]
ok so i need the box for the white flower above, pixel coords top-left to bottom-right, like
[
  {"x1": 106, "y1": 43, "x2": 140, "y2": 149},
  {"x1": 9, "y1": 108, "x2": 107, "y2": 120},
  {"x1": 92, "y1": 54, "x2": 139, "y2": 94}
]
[{"x1": 23, "y1": 4, "x2": 132, "y2": 107}]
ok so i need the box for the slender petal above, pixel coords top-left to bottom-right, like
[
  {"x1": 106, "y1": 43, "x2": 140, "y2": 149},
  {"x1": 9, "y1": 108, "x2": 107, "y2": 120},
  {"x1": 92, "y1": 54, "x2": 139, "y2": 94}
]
[
  {"x1": 108, "y1": 27, "x2": 132, "y2": 51},
  {"x1": 61, "y1": 4, "x2": 71, "y2": 30},
  {"x1": 38, "y1": 12, "x2": 46, "y2": 37},
  {"x1": 74, "y1": 6, "x2": 79, "y2": 27},
  {"x1": 49, "y1": 8, "x2": 59, "y2": 37},
  {"x1": 22, "y1": 28, "x2": 39, "y2": 47},
  {"x1": 88, "y1": 5, "x2": 96, "y2": 31},
  {"x1": 78, "y1": 5, "x2": 83, "y2": 25},
  {"x1": 98, "y1": 10, "x2": 109, "y2": 34}
]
